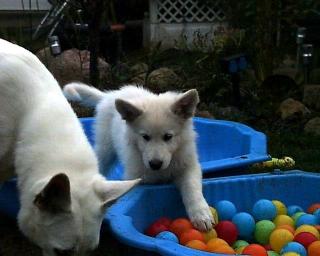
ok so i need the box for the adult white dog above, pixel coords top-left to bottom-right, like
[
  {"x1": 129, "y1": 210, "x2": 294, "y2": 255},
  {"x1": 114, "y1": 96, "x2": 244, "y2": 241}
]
[
  {"x1": 0, "y1": 39, "x2": 140, "y2": 256},
  {"x1": 63, "y1": 83, "x2": 214, "y2": 231}
]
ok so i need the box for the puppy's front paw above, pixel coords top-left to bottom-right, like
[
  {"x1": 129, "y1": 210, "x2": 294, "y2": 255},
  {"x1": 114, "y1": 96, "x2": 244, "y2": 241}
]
[{"x1": 189, "y1": 205, "x2": 215, "y2": 232}]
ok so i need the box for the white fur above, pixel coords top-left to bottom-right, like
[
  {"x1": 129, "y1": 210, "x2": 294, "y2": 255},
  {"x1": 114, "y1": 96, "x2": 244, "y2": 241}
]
[
  {"x1": 0, "y1": 39, "x2": 140, "y2": 256},
  {"x1": 63, "y1": 83, "x2": 214, "y2": 231}
]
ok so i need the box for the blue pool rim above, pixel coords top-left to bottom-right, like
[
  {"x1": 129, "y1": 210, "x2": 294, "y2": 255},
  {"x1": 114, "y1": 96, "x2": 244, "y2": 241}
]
[{"x1": 104, "y1": 170, "x2": 319, "y2": 256}]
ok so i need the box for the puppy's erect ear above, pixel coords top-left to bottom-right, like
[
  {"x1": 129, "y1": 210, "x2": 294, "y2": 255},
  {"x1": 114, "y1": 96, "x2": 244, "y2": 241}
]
[
  {"x1": 171, "y1": 89, "x2": 199, "y2": 119},
  {"x1": 94, "y1": 178, "x2": 141, "y2": 209},
  {"x1": 115, "y1": 99, "x2": 143, "y2": 122},
  {"x1": 34, "y1": 173, "x2": 71, "y2": 213}
]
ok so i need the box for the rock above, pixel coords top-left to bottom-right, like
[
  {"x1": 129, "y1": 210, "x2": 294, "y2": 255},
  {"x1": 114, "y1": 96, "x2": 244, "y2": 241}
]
[
  {"x1": 303, "y1": 84, "x2": 320, "y2": 111},
  {"x1": 304, "y1": 117, "x2": 320, "y2": 136},
  {"x1": 36, "y1": 48, "x2": 110, "y2": 88},
  {"x1": 278, "y1": 98, "x2": 310, "y2": 120},
  {"x1": 146, "y1": 67, "x2": 181, "y2": 93},
  {"x1": 130, "y1": 63, "x2": 148, "y2": 85}
]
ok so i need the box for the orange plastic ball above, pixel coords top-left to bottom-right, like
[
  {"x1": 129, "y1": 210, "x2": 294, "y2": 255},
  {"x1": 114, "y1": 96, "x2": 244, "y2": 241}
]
[
  {"x1": 179, "y1": 229, "x2": 204, "y2": 245},
  {"x1": 169, "y1": 218, "x2": 193, "y2": 236},
  {"x1": 276, "y1": 224, "x2": 295, "y2": 234},
  {"x1": 307, "y1": 203, "x2": 320, "y2": 213},
  {"x1": 308, "y1": 241, "x2": 320, "y2": 256},
  {"x1": 207, "y1": 238, "x2": 229, "y2": 252},
  {"x1": 269, "y1": 229, "x2": 294, "y2": 252},
  {"x1": 185, "y1": 240, "x2": 208, "y2": 251},
  {"x1": 212, "y1": 245, "x2": 236, "y2": 254},
  {"x1": 242, "y1": 244, "x2": 268, "y2": 256}
]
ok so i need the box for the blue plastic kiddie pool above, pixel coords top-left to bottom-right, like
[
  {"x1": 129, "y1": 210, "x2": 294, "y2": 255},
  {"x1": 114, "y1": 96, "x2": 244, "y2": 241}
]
[{"x1": 80, "y1": 117, "x2": 270, "y2": 180}]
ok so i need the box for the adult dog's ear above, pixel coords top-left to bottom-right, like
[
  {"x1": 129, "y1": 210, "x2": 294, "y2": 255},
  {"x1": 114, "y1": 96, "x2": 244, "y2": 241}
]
[
  {"x1": 171, "y1": 89, "x2": 199, "y2": 119},
  {"x1": 94, "y1": 178, "x2": 141, "y2": 209},
  {"x1": 34, "y1": 173, "x2": 71, "y2": 213},
  {"x1": 115, "y1": 99, "x2": 143, "y2": 122}
]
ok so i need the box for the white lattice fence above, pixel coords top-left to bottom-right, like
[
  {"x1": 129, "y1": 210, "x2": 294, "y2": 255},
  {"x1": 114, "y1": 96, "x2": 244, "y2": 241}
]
[{"x1": 144, "y1": 0, "x2": 226, "y2": 48}]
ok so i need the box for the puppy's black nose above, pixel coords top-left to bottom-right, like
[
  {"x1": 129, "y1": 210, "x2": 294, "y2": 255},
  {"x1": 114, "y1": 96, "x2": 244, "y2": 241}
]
[{"x1": 149, "y1": 159, "x2": 163, "y2": 170}]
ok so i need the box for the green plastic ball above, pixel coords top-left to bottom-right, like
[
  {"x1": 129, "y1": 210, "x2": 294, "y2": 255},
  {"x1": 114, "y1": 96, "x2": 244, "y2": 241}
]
[
  {"x1": 232, "y1": 239, "x2": 249, "y2": 249},
  {"x1": 254, "y1": 220, "x2": 276, "y2": 245},
  {"x1": 267, "y1": 251, "x2": 280, "y2": 256}
]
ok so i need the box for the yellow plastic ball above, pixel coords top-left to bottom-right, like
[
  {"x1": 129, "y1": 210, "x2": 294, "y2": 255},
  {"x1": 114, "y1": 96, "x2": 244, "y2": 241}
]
[
  {"x1": 202, "y1": 229, "x2": 217, "y2": 242},
  {"x1": 272, "y1": 200, "x2": 287, "y2": 215},
  {"x1": 269, "y1": 229, "x2": 294, "y2": 252},
  {"x1": 281, "y1": 253, "x2": 300, "y2": 256},
  {"x1": 273, "y1": 215, "x2": 294, "y2": 227},
  {"x1": 294, "y1": 224, "x2": 320, "y2": 239},
  {"x1": 210, "y1": 207, "x2": 219, "y2": 224}
]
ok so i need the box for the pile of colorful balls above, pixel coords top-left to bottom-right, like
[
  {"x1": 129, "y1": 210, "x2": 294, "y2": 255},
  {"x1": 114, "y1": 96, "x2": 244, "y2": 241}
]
[{"x1": 145, "y1": 199, "x2": 320, "y2": 255}]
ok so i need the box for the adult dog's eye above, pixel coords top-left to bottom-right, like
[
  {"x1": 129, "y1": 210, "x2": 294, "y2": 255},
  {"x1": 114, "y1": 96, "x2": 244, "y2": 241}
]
[
  {"x1": 54, "y1": 248, "x2": 75, "y2": 256},
  {"x1": 163, "y1": 133, "x2": 173, "y2": 142},
  {"x1": 141, "y1": 134, "x2": 151, "y2": 141}
]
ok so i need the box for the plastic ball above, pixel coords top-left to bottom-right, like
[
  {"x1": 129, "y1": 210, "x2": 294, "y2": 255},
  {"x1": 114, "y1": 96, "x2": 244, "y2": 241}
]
[
  {"x1": 254, "y1": 220, "x2": 276, "y2": 245},
  {"x1": 236, "y1": 246, "x2": 246, "y2": 254},
  {"x1": 207, "y1": 238, "x2": 229, "y2": 251},
  {"x1": 155, "y1": 231, "x2": 179, "y2": 243},
  {"x1": 242, "y1": 243, "x2": 268, "y2": 256},
  {"x1": 202, "y1": 228, "x2": 217, "y2": 242},
  {"x1": 214, "y1": 200, "x2": 237, "y2": 221},
  {"x1": 294, "y1": 225, "x2": 320, "y2": 239},
  {"x1": 308, "y1": 241, "x2": 320, "y2": 256},
  {"x1": 287, "y1": 205, "x2": 304, "y2": 216},
  {"x1": 232, "y1": 239, "x2": 249, "y2": 249},
  {"x1": 169, "y1": 218, "x2": 193, "y2": 236},
  {"x1": 313, "y1": 208, "x2": 320, "y2": 223},
  {"x1": 296, "y1": 214, "x2": 317, "y2": 227},
  {"x1": 267, "y1": 251, "x2": 279, "y2": 256},
  {"x1": 269, "y1": 229, "x2": 294, "y2": 252},
  {"x1": 145, "y1": 222, "x2": 169, "y2": 237},
  {"x1": 292, "y1": 212, "x2": 306, "y2": 224},
  {"x1": 232, "y1": 212, "x2": 255, "y2": 239},
  {"x1": 210, "y1": 206, "x2": 219, "y2": 224},
  {"x1": 154, "y1": 217, "x2": 172, "y2": 227},
  {"x1": 281, "y1": 253, "x2": 300, "y2": 256},
  {"x1": 211, "y1": 245, "x2": 236, "y2": 254},
  {"x1": 185, "y1": 239, "x2": 208, "y2": 251},
  {"x1": 179, "y1": 228, "x2": 204, "y2": 245},
  {"x1": 272, "y1": 200, "x2": 287, "y2": 215},
  {"x1": 276, "y1": 225, "x2": 295, "y2": 234},
  {"x1": 307, "y1": 203, "x2": 320, "y2": 214},
  {"x1": 215, "y1": 220, "x2": 238, "y2": 245},
  {"x1": 252, "y1": 199, "x2": 277, "y2": 221},
  {"x1": 264, "y1": 244, "x2": 272, "y2": 250},
  {"x1": 294, "y1": 232, "x2": 318, "y2": 249},
  {"x1": 280, "y1": 241, "x2": 307, "y2": 256},
  {"x1": 273, "y1": 215, "x2": 294, "y2": 228}
]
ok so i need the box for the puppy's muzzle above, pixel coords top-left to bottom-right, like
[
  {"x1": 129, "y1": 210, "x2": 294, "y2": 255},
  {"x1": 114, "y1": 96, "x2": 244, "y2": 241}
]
[{"x1": 149, "y1": 159, "x2": 163, "y2": 170}]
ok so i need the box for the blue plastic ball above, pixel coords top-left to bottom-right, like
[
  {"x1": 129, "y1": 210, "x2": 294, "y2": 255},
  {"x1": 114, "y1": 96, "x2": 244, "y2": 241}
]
[
  {"x1": 280, "y1": 241, "x2": 307, "y2": 256},
  {"x1": 215, "y1": 200, "x2": 237, "y2": 220},
  {"x1": 296, "y1": 213, "x2": 318, "y2": 227},
  {"x1": 313, "y1": 208, "x2": 320, "y2": 224},
  {"x1": 252, "y1": 199, "x2": 277, "y2": 221},
  {"x1": 155, "y1": 231, "x2": 179, "y2": 243},
  {"x1": 232, "y1": 212, "x2": 255, "y2": 239},
  {"x1": 287, "y1": 205, "x2": 304, "y2": 216}
]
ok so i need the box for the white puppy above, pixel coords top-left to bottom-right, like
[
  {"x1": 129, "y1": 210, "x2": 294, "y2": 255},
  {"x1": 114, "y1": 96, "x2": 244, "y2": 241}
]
[
  {"x1": 63, "y1": 83, "x2": 214, "y2": 231},
  {"x1": 0, "y1": 39, "x2": 140, "y2": 256}
]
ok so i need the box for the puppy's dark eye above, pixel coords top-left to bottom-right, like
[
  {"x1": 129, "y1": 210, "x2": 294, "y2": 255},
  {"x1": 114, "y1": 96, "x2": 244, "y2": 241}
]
[
  {"x1": 141, "y1": 134, "x2": 151, "y2": 141},
  {"x1": 163, "y1": 133, "x2": 173, "y2": 142},
  {"x1": 54, "y1": 248, "x2": 75, "y2": 256}
]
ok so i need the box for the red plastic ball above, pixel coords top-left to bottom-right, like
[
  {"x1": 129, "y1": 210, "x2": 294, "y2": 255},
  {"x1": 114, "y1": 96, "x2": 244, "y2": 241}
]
[
  {"x1": 154, "y1": 217, "x2": 172, "y2": 228},
  {"x1": 215, "y1": 220, "x2": 238, "y2": 245},
  {"x1": 294, "y1": 232, "x2": 318, "y2": 249},
  {"x1": 307, "y1": 203, "x2": 320, "y2": 213},
  {"x1": 242, "y1": 244, "x2": 268, "y2": 256},
  {"x1": 263, "y1": 244, "x2": 272, "y2": 250},
  {"x1": 145, "y1": 222, "x2": 169, "y2": 237}
]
